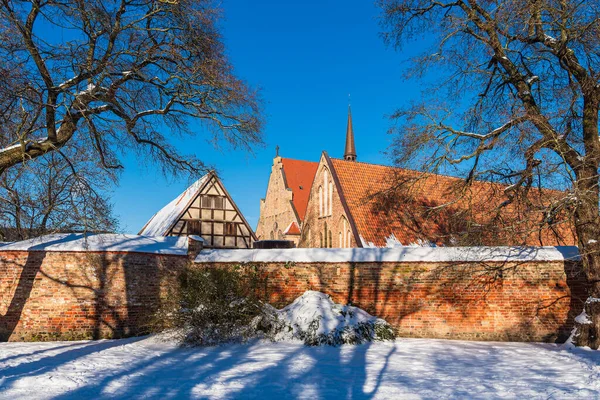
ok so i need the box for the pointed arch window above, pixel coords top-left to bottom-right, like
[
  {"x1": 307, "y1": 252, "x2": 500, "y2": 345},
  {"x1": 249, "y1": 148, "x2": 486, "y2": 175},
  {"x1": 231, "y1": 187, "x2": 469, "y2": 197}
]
[
  {"x1": 318, "y1": 186, "x2": 323, "y2": 217},
  {"x1": 323, "y1": 169, "x2": 329, "y2": 216},
  {"x1": 338, "y1": 216, "x2": 350, "y2": 248},
  {"x1": 328, "y1": 180, "x2": 333, "y2": 216}
]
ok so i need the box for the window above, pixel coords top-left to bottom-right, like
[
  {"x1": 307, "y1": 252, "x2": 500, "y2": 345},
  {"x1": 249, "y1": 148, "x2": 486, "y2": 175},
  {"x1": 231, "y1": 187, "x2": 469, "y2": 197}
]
[
  {"x1": 329, "y1": 181, "x2": 333, "y2": 216},
  {"x1": 201, "y1": 196, "x2": 224, "y2": 209},
  {"x1": 323, "y1": 222, "x2": 328, "y2": 248},
  {"x1": 318, "y1": 186, "x2": 323, "y2": 216},
  {"x1": 328, "y1": 231, "x2": 332, "y2": 248},
  {"x1": 320, "y1": 232, "x2": 323, "y2": 248},
  {"x1": 339, "y1": 232, "x2": 342, "y2": 248},
  {"x1": 188, "y1": 220, "x2": 201, "y2": 235},
  {"x1": 347, "y1": 230, "x2": 351, "y2": 247},
  {"x1": 213, "y1": 197, "x2": 224, "y2": 209},
  {"x1": 225, "y1": 222, "x2": 235, "y2": 235},
  {"x1": 323, "y1": 169, "x2": 328, "y2": 215}
]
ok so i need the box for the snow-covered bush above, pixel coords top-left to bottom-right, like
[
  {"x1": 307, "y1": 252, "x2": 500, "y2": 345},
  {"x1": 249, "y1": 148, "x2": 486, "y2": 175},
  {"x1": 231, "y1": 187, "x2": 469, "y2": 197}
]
[
  {"x1": 155, "y1": 266, "x2": 395, "y2": 347},
  {"x1": 253, "y1": 291, "x2": 396, "y2": 346}
]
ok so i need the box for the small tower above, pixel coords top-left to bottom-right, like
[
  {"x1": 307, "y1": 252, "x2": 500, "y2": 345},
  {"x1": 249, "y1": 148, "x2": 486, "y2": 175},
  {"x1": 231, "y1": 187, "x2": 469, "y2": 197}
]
[{"x1": 344, "y1": 106, "x2": 357, "y2": 161}]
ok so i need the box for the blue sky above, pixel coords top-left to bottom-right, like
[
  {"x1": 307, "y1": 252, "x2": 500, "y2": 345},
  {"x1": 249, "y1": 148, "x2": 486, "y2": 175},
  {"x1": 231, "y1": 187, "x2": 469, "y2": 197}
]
[{"x1": 114, "y1": 0, "x2": 426, "y2": 233}]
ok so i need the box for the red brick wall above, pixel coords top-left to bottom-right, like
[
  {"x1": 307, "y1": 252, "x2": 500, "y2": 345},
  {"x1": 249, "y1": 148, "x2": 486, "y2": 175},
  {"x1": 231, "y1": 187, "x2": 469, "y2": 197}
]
[
  {"x1": 0, "y1": 250, "x2": 186, "y2": 341},
  {"x1": 0, "y1": 249, "x2": 588, "y2": 342},
  {"x1": 203, "y1": 259, "x2": 588, "y2": 342}
]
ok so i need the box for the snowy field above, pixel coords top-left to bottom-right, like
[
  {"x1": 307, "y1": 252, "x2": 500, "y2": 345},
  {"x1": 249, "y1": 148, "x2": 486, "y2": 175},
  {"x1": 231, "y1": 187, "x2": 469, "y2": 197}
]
[{"x1": 0, "y1": 336, "x2": 599, "y2": 399}]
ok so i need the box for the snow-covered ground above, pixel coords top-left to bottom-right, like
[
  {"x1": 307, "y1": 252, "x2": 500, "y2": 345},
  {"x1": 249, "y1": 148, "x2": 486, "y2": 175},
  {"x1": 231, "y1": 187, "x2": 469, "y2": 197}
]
[{"x1": 0, "y1": 337, "x2": 598, "y2": 399}]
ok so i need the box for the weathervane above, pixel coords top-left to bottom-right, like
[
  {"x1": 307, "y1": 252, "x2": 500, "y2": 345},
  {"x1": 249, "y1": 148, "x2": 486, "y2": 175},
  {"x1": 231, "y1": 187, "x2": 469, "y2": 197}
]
[{"x1": 275, "y1": 145, "x2": 280, "y2": 157}]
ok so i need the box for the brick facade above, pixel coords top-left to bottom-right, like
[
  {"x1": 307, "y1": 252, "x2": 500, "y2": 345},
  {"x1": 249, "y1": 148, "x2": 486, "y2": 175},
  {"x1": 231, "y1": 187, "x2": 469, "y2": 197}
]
[
  {"x1": 0, "y1": 247, "x2": 587, "y2": 342},
  {"x1": 255, "y1": 156, "x2": 303, "y2": 245},
  {"x1": 299, "y1": 154, "x2": 357, "y2": 248}
]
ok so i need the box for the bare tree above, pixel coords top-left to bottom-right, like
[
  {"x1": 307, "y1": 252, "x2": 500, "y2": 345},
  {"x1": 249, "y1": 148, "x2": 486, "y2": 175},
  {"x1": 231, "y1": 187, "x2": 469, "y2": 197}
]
[
  {"x1": 0, "y1": 0, "x2": 263, "y2": 176},
  {"x1": 0, "y1": 148, "x2": 117, "y2": 241},
  {"x1": 379, "y1": 0, "x2": 600, "y2": 348}
]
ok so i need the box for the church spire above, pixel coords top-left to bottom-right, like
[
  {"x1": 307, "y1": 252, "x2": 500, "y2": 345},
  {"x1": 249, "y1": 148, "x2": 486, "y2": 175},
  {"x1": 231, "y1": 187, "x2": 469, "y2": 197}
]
[{"x1": 344, "y1": 105, "x2": 357, "y2": 161}]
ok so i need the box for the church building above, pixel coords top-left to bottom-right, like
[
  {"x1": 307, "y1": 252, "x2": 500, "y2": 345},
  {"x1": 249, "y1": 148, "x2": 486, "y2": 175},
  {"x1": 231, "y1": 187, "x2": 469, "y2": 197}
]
[
  {"x1": 140, "y1": 171, "x2": 256, "y2": 248},
  {"x1": 256, "y1": 108, "x2": 576, "y2": 248}
]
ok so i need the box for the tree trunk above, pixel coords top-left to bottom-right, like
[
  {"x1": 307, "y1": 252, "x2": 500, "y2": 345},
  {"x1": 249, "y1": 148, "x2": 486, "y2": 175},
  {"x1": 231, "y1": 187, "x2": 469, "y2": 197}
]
[{"x1": 571, "y1": 164, "x2": 600, "y2": 349}]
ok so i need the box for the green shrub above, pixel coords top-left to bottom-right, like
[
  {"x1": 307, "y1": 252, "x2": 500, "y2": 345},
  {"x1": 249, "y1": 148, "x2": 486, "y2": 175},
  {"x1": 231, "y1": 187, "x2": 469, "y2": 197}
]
[{"x1": 159, "y1": 264, "x2": 264, "y2": 346}]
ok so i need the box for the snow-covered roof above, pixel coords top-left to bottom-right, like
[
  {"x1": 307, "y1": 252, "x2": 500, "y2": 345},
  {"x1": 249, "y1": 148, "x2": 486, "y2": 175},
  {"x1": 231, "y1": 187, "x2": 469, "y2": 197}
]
[
  {"x1": 195, "y1": 246, "x2": 579, "y2": 264},
  {"x1": 139, "y1": 174, "x2": 210, "y2": 236},
  {"x1": 0, "y1": 233, "x2": 188, "y2": 255}
]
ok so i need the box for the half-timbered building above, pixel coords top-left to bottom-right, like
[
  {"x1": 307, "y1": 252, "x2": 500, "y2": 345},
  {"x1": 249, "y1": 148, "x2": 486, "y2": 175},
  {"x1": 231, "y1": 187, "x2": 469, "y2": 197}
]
[{"x1": 139, "y1": 171, "x2": 256, "y2": 248}]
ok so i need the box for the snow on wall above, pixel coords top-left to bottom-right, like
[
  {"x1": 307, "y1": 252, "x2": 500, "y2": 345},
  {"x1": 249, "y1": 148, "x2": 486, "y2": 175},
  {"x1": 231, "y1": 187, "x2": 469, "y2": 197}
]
[
  {"x1": 138, "y1": 174, "x2": 209, "y2": 236},
  {"x1": 0, "y1": 233, "x2": 188, "y2": 255},
  {"x1": 195, "y1": 246, "x2": 580, "y2": 264}
]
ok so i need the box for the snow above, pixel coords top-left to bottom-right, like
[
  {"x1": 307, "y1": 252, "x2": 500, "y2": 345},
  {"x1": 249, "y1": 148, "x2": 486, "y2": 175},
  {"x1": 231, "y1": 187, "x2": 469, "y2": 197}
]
[
  {"x1": 360, "y1": 234, "x2": 376, "y2": 248},
  {"x1": 588, "y1": 239, "x2": 597, "y2": 244},
  {"x1": 139, "y1": 174, "x2": 209, "y2": 236},
  {"x1": 195, "y1": 246, "x2": 580, "y2": 264},
  {"x1": 0, "y1": 336, "x2": 598, "y2": 399},
  {"x1": 384, "y1": 233, "x2": 403, "y2": 248},
  {"x1": 264, "y1": 291, "x2": 390, "y2": 344},
  {"x1": 0, "y1": 233, "x2": 188, "y2": 255},
  {"x1": 0, "y1": 143, "x2": 21, "y2": 154},
  {"x1": 575, "y1": 310, "x2": 593, "y2": 325},
  {"x1": 188, "y1": 235, "x2": 205, "y2": 243}
]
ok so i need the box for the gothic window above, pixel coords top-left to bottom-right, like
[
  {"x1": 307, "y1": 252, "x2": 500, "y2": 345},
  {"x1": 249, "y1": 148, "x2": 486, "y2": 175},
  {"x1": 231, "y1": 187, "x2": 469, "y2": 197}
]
[
  {"x1": 328, "y1": 231, "x2": 332, "y2": 248},
  {"x1": 328, "y1": 180, "x2": 333, "y2": 216},
  {"x1": 339, "y1": 216, "x2": 349, "y2": 248},
  {"x1": 319, "y1": 186, "x2": 323, "y2": 216},
  {"x1": 320, "y1": 232, "x2": 323, "y2": 248},
  {"x1": 323, "y1": 169, "x2": 329, "y2": 215},
  {"x1": 323, "y1": 222, "x2": 328, "y2": 247}
]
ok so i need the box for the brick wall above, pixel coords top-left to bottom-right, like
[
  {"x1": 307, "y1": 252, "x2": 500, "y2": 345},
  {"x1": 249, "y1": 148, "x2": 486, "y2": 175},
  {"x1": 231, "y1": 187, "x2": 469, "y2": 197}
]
[
  {"x1": 196, "y1": 258, "x2": 588, "y2": 342},
  {"x1": 0, "y1": 250, "x2": 187, "y2": 341},
  {"x1": 0, "y1": 247, "x2": 588, "y2": 342}
]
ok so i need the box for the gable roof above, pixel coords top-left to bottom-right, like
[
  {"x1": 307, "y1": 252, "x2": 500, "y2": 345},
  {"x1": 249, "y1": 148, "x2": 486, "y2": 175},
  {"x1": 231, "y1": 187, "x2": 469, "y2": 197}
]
[
  {"x1": 283, "y1": 221, "x2": 301, "y2": 236},
  {"x1": 139, "y1": 173, "x2": 210, "y2": 236},
  {"x1": 281, "y1": 158, "x2": 319, "y2": 222},
  {"x1": 329, "y1": 157, "x2": 576, "y2": 247}
]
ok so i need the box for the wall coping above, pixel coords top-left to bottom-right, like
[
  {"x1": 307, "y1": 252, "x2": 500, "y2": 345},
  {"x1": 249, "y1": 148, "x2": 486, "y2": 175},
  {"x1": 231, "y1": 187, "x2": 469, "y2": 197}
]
[
  {"x1": 0, "y1": 233, "x2": 189, "y2": 256},
  {"x1": 194, "y1": 246, "x2": 580, "y2": 264}
]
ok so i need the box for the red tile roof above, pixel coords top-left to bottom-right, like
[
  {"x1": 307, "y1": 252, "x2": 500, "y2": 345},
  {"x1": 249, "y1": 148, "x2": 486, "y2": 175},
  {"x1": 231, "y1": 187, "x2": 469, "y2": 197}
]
[
  {"x1": 281, "y1": 158, "x2": 319, "y2": 222},
  {"x1": 284, "y1": 221, "x2": 301, "y2": 235},
  {"x1": 330, "y1": 158, "x2": 576, "y2": 247}
]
